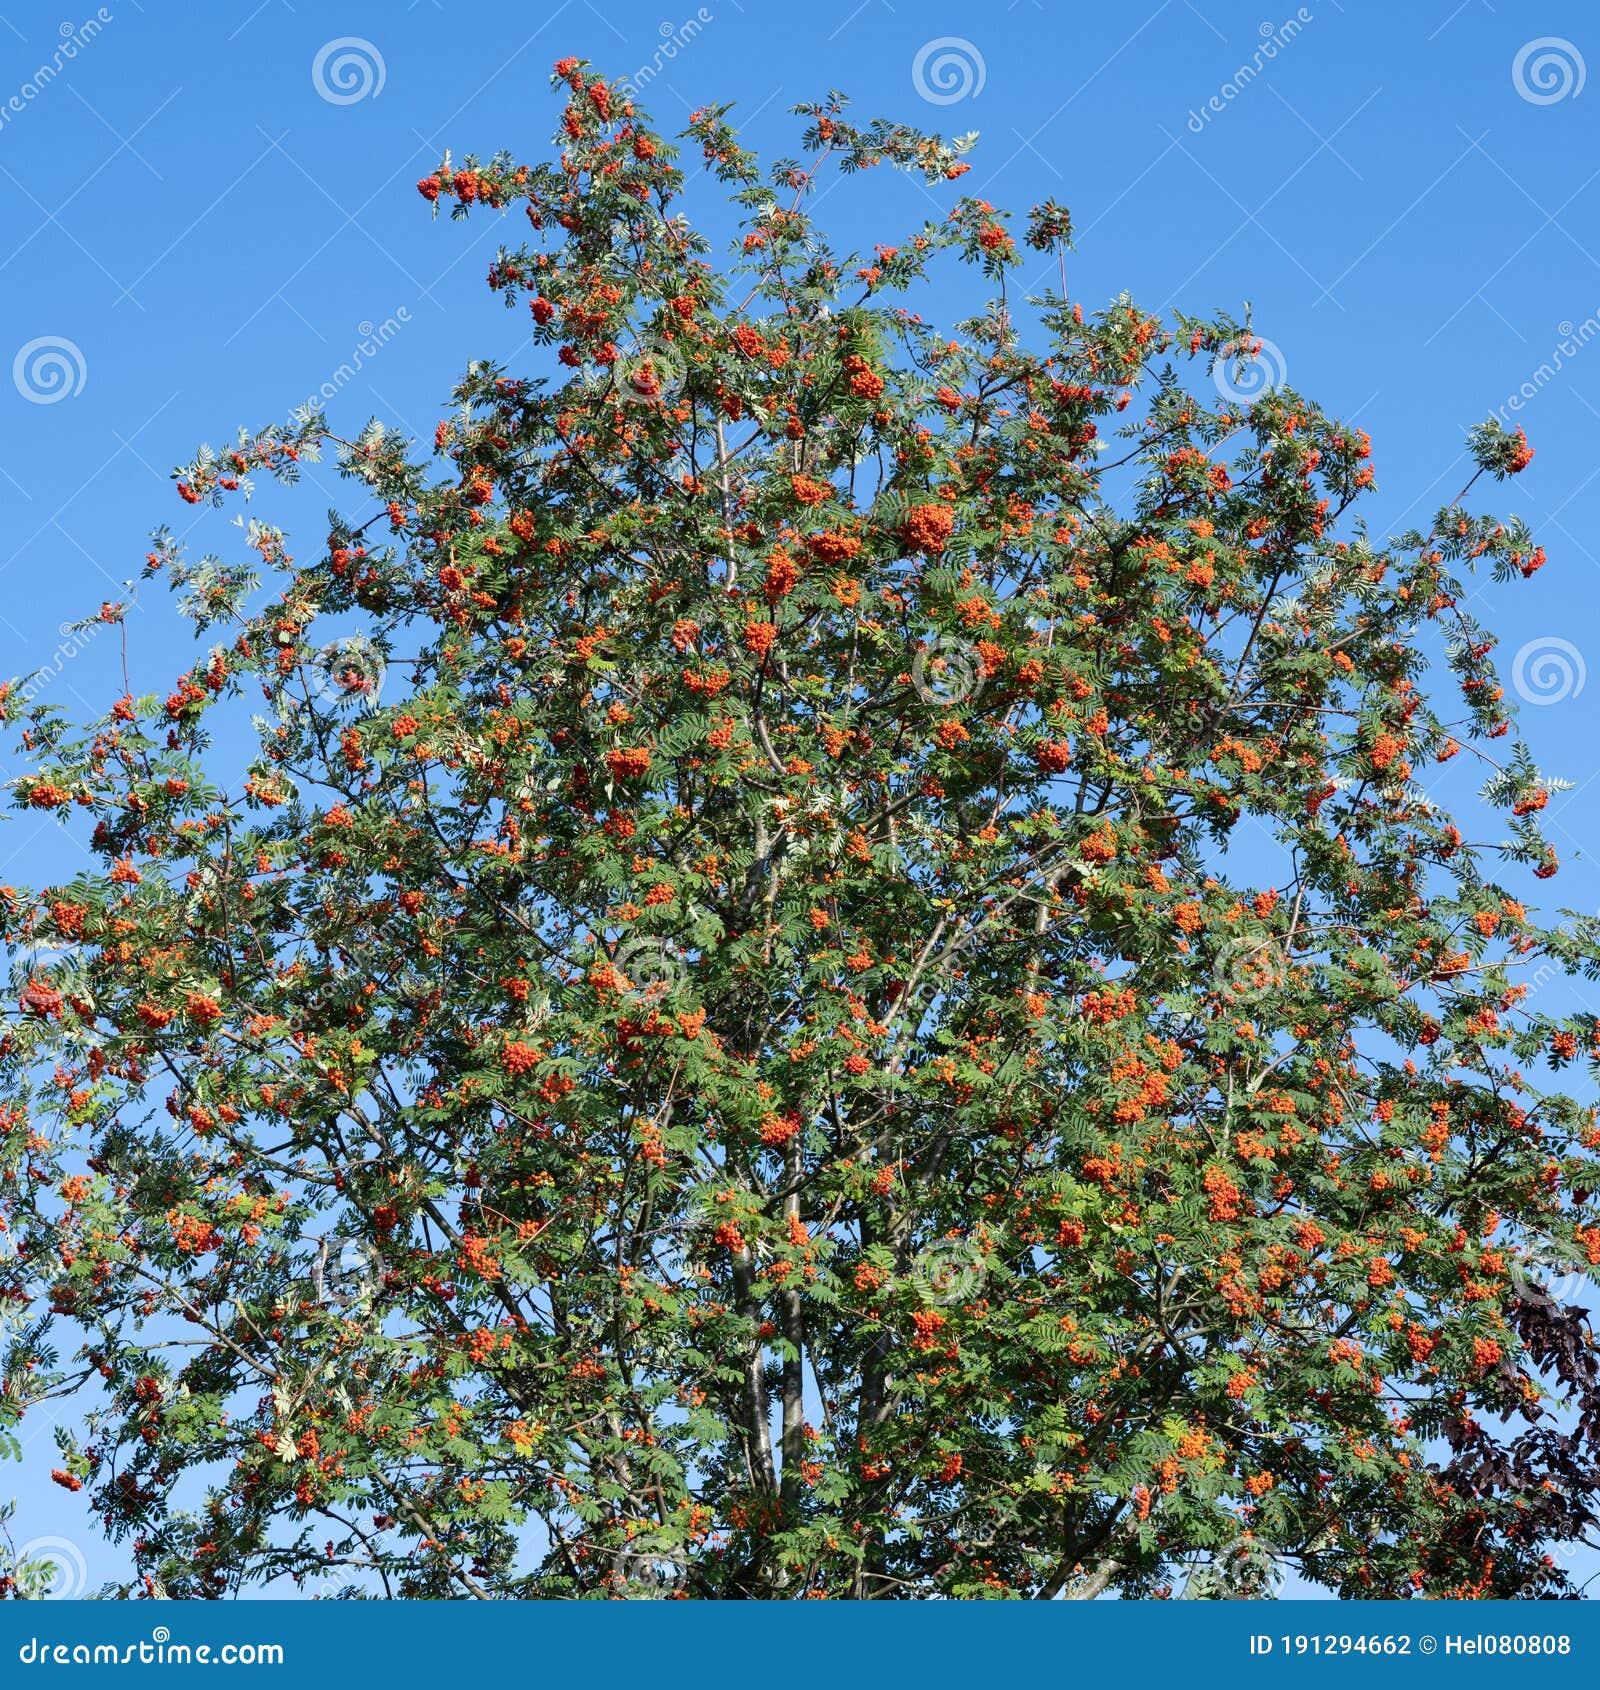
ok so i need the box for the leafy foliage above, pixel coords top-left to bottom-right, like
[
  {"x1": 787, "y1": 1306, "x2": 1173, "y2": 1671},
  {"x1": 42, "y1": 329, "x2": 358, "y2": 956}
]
[{"x1": 1, "y1": 62, "x2": 1597, "y2": 1600}]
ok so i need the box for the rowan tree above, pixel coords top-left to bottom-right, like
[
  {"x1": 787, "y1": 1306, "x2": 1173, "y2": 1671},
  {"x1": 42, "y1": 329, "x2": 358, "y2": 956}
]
[{"x1": 2, "y1": 60, "x2": 1598, "y2": 1600}]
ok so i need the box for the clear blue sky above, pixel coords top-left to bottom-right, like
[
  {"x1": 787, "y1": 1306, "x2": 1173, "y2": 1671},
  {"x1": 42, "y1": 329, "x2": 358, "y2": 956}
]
[{"x1": 2, "y1": 0, "x2": 1599, "y2": 1597}]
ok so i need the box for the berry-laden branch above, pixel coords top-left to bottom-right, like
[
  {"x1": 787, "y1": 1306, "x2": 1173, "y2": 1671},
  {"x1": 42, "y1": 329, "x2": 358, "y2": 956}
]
[{"x1": 0, "y1": 58, "x2": 1595, "y2": 1601}]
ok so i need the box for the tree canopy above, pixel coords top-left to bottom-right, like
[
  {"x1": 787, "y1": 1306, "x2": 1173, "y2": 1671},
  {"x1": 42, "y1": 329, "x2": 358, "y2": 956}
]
[{"x1": 2, "y1": 60, "x2": 1597, "y2": 1600}]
